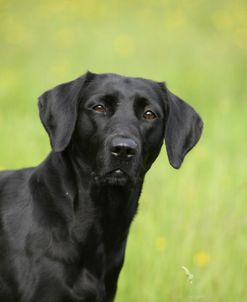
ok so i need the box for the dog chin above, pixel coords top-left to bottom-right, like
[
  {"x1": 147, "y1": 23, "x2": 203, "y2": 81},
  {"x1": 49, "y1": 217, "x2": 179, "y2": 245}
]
[{"x1": 104, "y1": 176, "x2": 129, "y2": 186}]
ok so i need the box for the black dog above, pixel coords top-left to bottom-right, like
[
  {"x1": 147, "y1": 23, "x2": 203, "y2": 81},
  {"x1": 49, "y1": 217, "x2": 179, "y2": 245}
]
[{"x1": 0, "y1": 72, "x2": 203, "y2": 302}]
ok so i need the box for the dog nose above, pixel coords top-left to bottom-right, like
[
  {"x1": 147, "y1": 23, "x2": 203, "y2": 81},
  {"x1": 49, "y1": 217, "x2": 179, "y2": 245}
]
[{"x1": 110, "y1": 137, "x2": 138, "y2": 159}]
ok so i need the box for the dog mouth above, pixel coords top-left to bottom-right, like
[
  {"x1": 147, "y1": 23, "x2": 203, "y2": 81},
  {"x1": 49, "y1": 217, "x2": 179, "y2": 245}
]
[
  {"x1": 93, "y1": 169, "x2": 130, "y2": 186},
  {"x1": 107, "y1": 168, "x2": 126, "y2": 176},
  {"x1": 105, "y1": 169, "x2": 130, "y2": 185}
]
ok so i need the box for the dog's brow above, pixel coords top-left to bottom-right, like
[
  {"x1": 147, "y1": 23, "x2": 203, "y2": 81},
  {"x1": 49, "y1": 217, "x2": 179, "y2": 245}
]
[
  {"x1": 102, "y1": 93, "x2": 118, "y2": 100},
  {"x1": 101, "y1": 91, "x2": 123, "y2": 102}
]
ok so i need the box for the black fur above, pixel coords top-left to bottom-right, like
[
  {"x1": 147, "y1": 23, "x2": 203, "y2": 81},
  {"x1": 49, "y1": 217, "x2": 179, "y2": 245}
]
[{"x1": 0, "y1": 72, "x2": 203, "y2": 301}]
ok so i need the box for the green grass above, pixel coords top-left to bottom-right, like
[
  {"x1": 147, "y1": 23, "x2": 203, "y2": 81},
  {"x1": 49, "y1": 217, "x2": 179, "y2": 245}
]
[{"x1": 0, "y1": 1, "x2": 246, "y2": 301}]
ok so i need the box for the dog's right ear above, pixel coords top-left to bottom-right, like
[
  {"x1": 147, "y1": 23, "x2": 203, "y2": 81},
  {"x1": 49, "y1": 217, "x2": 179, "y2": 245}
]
[{"x1": 38, "y1": 72, "x2": 95, "y2": 152}]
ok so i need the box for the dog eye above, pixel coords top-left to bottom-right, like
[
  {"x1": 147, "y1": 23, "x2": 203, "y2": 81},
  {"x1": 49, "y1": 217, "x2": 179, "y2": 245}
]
[
  {"x1": 143, "y1": 110, "x2": 157, "y2": 120},
  {"x1": 93, "y1": 105, "x2": 106, "y2": 113}
]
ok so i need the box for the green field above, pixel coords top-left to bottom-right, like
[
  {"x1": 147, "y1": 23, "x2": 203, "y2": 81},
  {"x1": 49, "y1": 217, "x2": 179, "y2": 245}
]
[{"x1": 0, "y1": 1, "x2": 246, "y2": 301}]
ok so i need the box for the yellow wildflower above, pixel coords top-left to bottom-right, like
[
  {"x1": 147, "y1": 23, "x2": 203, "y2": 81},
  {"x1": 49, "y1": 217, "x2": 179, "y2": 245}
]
[
  {"x1": 194, "y1": 251, "x2": 210, "y2": 267},
  {"x1": 155, "y1": 237, "x2": 167, "y2": 252}
]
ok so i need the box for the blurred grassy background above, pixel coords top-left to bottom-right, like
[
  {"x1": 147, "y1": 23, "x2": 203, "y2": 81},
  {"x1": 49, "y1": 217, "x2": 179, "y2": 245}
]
[{"x1": 0, "y1": 0, "x2": 247, "y2": 301}]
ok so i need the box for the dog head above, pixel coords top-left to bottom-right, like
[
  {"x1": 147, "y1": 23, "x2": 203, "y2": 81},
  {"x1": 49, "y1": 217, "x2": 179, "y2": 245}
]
[{"x1": 38, "y1": 72, "x2": 203, "y2": 185}]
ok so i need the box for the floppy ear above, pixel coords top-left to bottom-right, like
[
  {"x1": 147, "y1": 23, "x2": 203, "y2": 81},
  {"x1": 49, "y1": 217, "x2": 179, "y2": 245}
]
[
  {"x1": 164, "y1": 89, "x2": 203, "y2": 169},
  {"x1": 38, "y1": 72, "x2": 95, "y2": 152}
]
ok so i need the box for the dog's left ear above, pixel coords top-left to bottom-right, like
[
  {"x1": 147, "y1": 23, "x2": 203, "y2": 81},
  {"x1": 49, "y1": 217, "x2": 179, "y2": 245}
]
[
  {"x1": 38, "y1": 72, "x2": 95, "y2": 152},
  {"x1": 162, "y1": 86, "x2": 203, "y2": 169}
]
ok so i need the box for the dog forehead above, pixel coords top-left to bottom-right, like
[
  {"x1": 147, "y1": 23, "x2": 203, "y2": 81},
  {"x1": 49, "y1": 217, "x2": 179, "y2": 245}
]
[{"x1": 88, "y1": 74, "x2": 161, "y2": 100}]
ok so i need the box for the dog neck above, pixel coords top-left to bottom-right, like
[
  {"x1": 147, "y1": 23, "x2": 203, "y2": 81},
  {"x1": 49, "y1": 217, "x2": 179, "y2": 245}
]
[
  {"x1": 66, "y1": 149, "x2": 144, "y2": 249},
  {"x1": 30, "y1": 151, "x2": 143, "y2": 251}
]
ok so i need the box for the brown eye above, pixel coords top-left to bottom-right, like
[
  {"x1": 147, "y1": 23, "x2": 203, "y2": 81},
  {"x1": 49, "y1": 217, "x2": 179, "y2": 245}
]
[
  {"x1": 143, "y1": 110, "x2": 157, "y2": 120},
  {"x1": 93, "y1": 105, "x2": 106, "y2": 113}
]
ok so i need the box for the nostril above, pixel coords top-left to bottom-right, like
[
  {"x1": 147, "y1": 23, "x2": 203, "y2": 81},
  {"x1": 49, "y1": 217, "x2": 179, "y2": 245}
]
[
  {"x1": 111, "y1": 145, "x2": 122, "y2": 156},
  {"x1": 126, "y1": 146, "x2": 136, "y2": 157},
  {"x1": 110, "y1": 138, "x2": 138, "y2": 159}
]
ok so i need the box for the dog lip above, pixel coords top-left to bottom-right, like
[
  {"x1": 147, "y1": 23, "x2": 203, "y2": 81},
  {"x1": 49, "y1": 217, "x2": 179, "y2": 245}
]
[
  {"x1": 105, "y1": 168, "x2": 128, "y2": 178},
  {"x1": 113, "y1": 169, "x2": 124, "y2": 175},
  {"x1": 94, "y1": 168, "x2": 130, "y2": 186}
]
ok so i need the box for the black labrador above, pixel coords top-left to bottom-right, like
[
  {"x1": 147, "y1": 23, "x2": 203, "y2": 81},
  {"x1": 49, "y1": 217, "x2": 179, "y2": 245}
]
[{"x1": 0, "y1": 72, "x2": 203, "y2": 302}]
